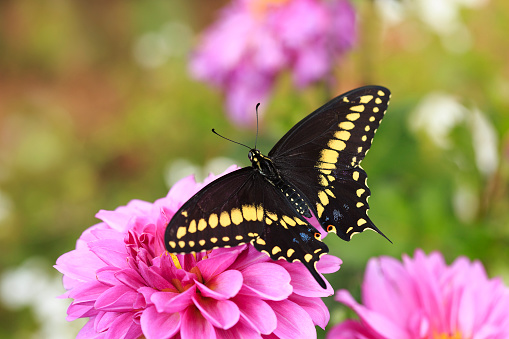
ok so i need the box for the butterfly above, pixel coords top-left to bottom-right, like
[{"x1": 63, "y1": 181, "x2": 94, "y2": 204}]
[{"x1": 165, "y1": 86, "x2": 391, "y2": 288}]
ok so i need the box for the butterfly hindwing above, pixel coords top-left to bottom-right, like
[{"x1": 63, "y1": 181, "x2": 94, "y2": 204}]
[
  {"x1": 269, "y1": 86, "x2": 391, "y2": 241},
  {"x1": 316, "y1": 166, "x2": 381, "y2": 240},
  {"x1": 251, "y1": 184, "x2": 329, "y2": 288}
]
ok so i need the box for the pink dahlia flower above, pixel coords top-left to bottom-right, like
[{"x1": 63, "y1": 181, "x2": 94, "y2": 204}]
[
  {"x1": 55, "y1": 165, "x2": 342, "y2": 339},
  {"x1": 190, "y1": 0, "x2": 357, "y2": 126},
  {"x1": 327, "y1": 249, "x2": 509, "y2": 339}
]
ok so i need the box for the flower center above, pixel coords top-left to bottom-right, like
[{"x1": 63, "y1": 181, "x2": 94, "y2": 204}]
[
  {"x1": 247, "y1": 0, "x2": 290, "y2": 17},
  {"x1": 434, "y1": 331, "x2": 463, "y2": 339},
  {"x1": 169, "y1": 253, "x2": 182, "y2": 269},
  {"x1": 167, "y1": 253, "x2": 204, "y2": 292}
]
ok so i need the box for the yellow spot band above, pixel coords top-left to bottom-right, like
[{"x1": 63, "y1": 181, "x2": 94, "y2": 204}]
[
  {"x1": 339, "y1": 121, "x2": 355, "y2": 130},
  {"x1": 188, "y1": 220, "x2": 197, "y2": 233},
  {"x1": 198, "y1": 218, "x2": 207, "y2": 231},
  {"x1": 220, "y1": 211, "x2": 231, "y2": 227},
  {"x1": 208, "y1": 214, "x2": 218, "y2": 229},
  {"x1": 360, "y1": 95, "x2": 373, "y2": 103},
  {"x1": 231, "y1": 208, "x2": 243, "y2": 225},
  {"x1": 242, "y1": 205, "x2": 257, "y2": 221},
  {"x1": 334, "y1": 130, "x2": 351, "y2": 141},
  {"x1": 320, "y1": 148, "x2": 339, "y2": 164},
  {"x1": 346, "y1": 113, "x2": 360, "y2": 121},
  {"x1": 353, "y1": 171, "x2": 359, "y2": 181},
  {"x1": 328, "y1": 139, "x2": 346, "y2": 151},
  {"x1": 176, "y1": 227, "x2": 186, "y2": 239},
  {"x1": 350, "y1": 105, "x2": 365, "y2": 112}
]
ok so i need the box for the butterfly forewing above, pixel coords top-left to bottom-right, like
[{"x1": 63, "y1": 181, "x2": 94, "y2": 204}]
[{"x1": 269, "y1": 86, "x2": 391, "y2": 241}]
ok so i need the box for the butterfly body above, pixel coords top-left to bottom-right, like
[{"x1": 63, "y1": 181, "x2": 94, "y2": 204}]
[
  {"x1": 165, "y1": 86, "x2": 391, "y2": 288},
  {"x1": 249, "y1": 149, "x2": 313, "y2": 218}
]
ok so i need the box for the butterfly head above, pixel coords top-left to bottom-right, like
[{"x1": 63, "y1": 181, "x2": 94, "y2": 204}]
[
  {"x1": 248, "y1": 149, "x2": 261, "y2": 163},
  {"x1": 249, "y1": 149, "x2": 279, "y2": 179}
]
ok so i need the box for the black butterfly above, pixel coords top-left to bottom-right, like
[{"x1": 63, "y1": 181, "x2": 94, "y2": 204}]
[{"x1": 165, "y1": 86, "x2": 391, "y2": 288}]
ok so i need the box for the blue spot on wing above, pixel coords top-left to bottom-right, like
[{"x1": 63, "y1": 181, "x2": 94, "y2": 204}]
[
  {"x1": 333, "y1": 209, "x2": 343, "y2": 222},
  {"x1": 300, "y1": 232, "x2": 311, "y2": 242}
]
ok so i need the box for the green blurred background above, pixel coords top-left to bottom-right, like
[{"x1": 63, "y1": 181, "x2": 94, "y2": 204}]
[{"x1": 0, "y1": 0, "x2": 508, "y2": 338}]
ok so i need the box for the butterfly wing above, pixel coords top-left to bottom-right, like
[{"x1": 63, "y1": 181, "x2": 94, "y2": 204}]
[
  {"x1": 269, "y1": 86, "x2": 391, "y2": 241},
  {"x1": 164, "y1": 168, "x2": 329, "y2": 287}
]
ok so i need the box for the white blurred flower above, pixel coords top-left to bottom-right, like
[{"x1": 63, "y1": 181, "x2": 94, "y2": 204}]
[
  {"x1": 410, "y1": 92, "x2": 467, "y2": 149},
  {"x1": 410, "y1": 92, "x2": 499, "y2": 177},
  {"x1": 469, "y1": 108, "x2": 499, "y2": 177},
  {"x1": 0, "y1": 257, "x2": 84, "y2": 339},
  {"x1": 375, "y1": 0, "x2": 489, "y2": 53},
  {"x1": 453, "y1": 184, "x2": 479, "y2": 222}
]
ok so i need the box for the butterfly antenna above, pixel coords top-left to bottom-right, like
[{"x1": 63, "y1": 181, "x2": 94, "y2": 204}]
[
  {"x1": 212, "y1": 129, "x2": 251, "y2": 149},
  {"x1": 254, "y1": 103, "x2": 260, "y2": 149}
]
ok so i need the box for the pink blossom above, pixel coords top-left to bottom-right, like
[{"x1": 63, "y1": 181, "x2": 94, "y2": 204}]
[
  {"x1": 55, "y1": 165, "x2": 342, "y2": 338},
  {"x1": 327, "y1": 249, "x2": 509, "y2": 339},
  {"x1": 190, "y1": 0, "x2": 357, "y2": 126}
]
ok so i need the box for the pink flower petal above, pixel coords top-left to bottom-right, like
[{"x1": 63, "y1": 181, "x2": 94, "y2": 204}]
[
  {"x1": 77, "y1": 318, "x2": 102, "y2": 339},
  {"x1": 215, "y1": 318, "x2": 262, "y2": 339},
  {"x1": 96, "y1": 266, "x2": 122, "y2": 286},
  {"x1": 137, "y1": 260, "x2": 175, "y2": 291},
  {"x1": 141, "y1": 305, "x2": 180, "y2": 339},
  {"x1": 289, "y1": 293, "x2": 329, "y2": 329},
  {"x1": 277, "y1": 260, "x2": 332, "y2": 297},
  {"x1": 361, "y1": 257, "x2": 416, "y2": 327},
  {"x1": 69, "y1": 280, "x2": 109, "y2": 303},
  {"x1": 151, "y1": 285, "x2": 196, "y2": 314},
  {"x1": 239, "y1": 262, "x2": 292, "y2": 300},
  {"x1": 325, "y1": 320, "x2": 372, "y2": 339},
  {"x1": 179, "y1": 254, "x2": 199, "y2": 272},
  {"x1": 316, "y1": 254, "x2": 342, "y2": 274},
  {"x1": 335, "y1": 290, "x2": 408, "y2": 339},
  {"x1": 197, "y1": 251, "x2": 242, "y2": 281},
  {"x1": 196, "y1": 270, "x2": 243, "y2": 300},
  {"x1": 166, "y1": 173, "x2": 197, "y2": 198},
  {"x1": 181, "y1": 306, "x2": 216, "y2": 339},
  {"x1": 266, "y1": 299, "x2": 317, "y2": 339},
  {"x1": 67, "y1": 302, "x2": 98, "y2": 321},
  {"x1": 54, "y1": 249, "x2": 105, "y2": 282},
  {"x1": 229, "y1": 244, "x2": 270, "y2": 271},
  {"x1": 95, "y1": 285, "x2": 138, "y2": 312},
  {"x1": 233, "y1": 295, "x2": 277, "y2": 335},
  {"x1": 89, "y1": 238, "x2": 129, "y2": 269},
  {"x1": 95, "y1": 311, "x2": 119, "y2": 332},
  {"x1": 103, "y1": 312, "x2": 142, "y2": 339},
  {"x1": 192, "y1": 294, "x2": 240, "y2": 330},
  {"x1": 114, "y1": 269, "x2": 146, "y2": 290},
  {"x1": 96, "y1": 209, "x2": 133, "y2": 232}
]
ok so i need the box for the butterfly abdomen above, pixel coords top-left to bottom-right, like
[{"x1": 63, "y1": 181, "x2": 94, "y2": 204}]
[{"x1": 270, "y1": 177, "x2": 313, "y2": 218}]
